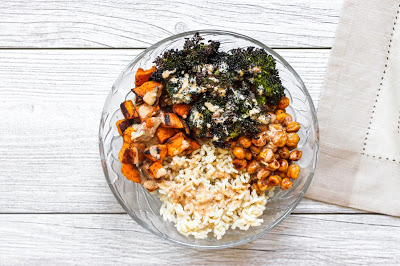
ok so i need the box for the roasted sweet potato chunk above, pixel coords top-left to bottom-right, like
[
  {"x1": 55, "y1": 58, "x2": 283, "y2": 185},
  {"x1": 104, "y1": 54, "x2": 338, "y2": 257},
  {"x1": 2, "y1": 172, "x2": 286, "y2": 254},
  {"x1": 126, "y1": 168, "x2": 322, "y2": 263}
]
[
  {"x1": 161, "y1": 113, "x2": 184, "y2": 128},
  {"x1": 135, "y1": 104, "x2": 159, "y2": 122},
  {"x1": 185, "y1": 139, "x2": 201, "y2": 154},
  {"x1": 132, "y1": 81, "x2": 162, "y2": 104},
  {"x1": 121, "y1": 163, "x2": 141, "y2": 183},
  {"x1": 123, "y1": 127, "x2": 135, "y2": 144},
  {"x1": 148, "y1": 162, "x2": 167, "y2": 179},
  {"x1": 166, "y1": 132, "x2": 190, "y2": 156},
  {"x1": 120, "y1": 100, "x2": 137, "y2": 119},
  {"x1": 116, "y1": 119, "x2": 132, "y2": 136},
  {"x1": 135, "y1": 66, "x2": 156, "y2": 86},
  {"x1": 144, "y1": 144, "x2": 167, "y2": 162},
  {"x1": 130, "y1": 117, "x2": 162, "y2": 142},
  {"x1": 155, "y1": 127, "x2": 176, "y2": 143},
  {"x1": 129, "y1": 142, "x2": 146, "y2": 164},
  {"x1": 118, "y1": 143, "x2": 137, "y2": 164},
  {"x1": 118, "y1": 143, "x2": 129, "y2": 162},
  {"x1": 173, "y1": 104, "x2": 191, "y2": 118}
]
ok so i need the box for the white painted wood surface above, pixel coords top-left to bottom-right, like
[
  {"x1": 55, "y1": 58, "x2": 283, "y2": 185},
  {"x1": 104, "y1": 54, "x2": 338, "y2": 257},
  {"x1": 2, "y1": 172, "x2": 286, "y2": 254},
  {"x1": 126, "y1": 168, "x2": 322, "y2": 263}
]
[
  {"x1": 0, "y1": 0, "x2": 342, "y2": 48},
  {"x1": 1, "y1": 0, "x2": 399, "y2": 264},
  {"x1": 2, "y1": 214, "x2": 399, "y2": 264}
]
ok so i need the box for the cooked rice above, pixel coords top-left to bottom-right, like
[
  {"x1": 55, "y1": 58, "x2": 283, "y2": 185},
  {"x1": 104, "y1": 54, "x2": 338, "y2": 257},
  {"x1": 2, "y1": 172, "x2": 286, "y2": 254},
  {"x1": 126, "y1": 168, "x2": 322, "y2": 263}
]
[{"x1": 159, "y1": 142, "x2": 273, "y2": 239}]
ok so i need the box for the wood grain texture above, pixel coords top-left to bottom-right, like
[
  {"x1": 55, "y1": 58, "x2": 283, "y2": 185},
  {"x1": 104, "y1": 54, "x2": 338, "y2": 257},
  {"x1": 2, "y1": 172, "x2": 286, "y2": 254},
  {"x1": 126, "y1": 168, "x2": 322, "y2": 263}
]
[
  {"x1": 0, "y1": 49, "x2": 355, "y2": 214},
  {"x1": 0, "y1": 0, "x2": 342, "y2": 48},
  {"x1": 1, "y1": 214, "x2": 399, "y2": 264}
]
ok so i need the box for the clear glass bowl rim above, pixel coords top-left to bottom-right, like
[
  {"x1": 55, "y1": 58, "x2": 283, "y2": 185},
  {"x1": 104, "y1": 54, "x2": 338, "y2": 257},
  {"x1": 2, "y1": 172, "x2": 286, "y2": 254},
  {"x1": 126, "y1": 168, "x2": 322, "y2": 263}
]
[{"x1": 99, "y1": 29, "x2": 319, "y2": 249}]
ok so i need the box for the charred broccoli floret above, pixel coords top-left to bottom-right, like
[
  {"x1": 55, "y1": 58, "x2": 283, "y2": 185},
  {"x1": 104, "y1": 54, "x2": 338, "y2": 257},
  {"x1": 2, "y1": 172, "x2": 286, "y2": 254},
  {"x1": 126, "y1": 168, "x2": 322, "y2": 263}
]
[{"x1": 226, "y1": 47, "x2": 285, "y2": 106}]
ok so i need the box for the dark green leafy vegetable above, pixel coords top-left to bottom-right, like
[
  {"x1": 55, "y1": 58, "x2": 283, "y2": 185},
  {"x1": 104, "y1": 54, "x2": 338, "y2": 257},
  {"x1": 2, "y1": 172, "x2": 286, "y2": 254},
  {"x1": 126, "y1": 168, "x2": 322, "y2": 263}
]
[{"x1": 151, "y1": 33, "x2": 286, "y2": 147}]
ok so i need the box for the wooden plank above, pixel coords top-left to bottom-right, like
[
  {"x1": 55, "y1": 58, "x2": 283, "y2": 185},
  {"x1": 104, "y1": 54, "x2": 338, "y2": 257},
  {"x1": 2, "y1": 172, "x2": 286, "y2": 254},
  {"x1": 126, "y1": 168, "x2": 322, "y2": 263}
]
[
  {"x1": 0, "y1": 0, "x2": 342, "y2": 48},
  {"x1": 0, "y1": 48, "x2": 357, "y2": 214},
  {"x1": 1, "y1": 214, "x2": 398, "y2": 264}
]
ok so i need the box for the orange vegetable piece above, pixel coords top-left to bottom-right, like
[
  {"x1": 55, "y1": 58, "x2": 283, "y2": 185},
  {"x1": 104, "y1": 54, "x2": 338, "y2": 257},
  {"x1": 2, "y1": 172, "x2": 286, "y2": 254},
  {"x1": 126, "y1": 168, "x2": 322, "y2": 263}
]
[
  {"x1": 118, "y1": 144, "x2": 136, "y2": 164},
  {"x1": 123, "y1": 127, "x2": 135, "y2": 144},
  {"x1": 130, "y1": 142, "x2": 146, "y2": 164},
  {"x1": 135, "y1": 66, "x2": 156, "y2": 86},
  {"x1": 155, "y1": 127, "x2": 176, "y2": 144},
  {"x1": 135, "y1": 104, "x2": 160, "y2": 122},
  {"x1": 185, "y1": 139, "x2": 201, "y2": 154},
  {"x1": 148, "y1": 162, "x2": 167, "y2": 179},
  {"x1": 144, "y1": 144, "x2": 167, "y2": 162},
  {"x1": 172, "y1": 104, "x2": 191, "y2": 118},
  {"x1": 120, "y1": 100, "x2": 137, "y2": 119},
  {"x1": 116, "y1": 119, "x2": 132, "y2": 136},
  {"x1": 166, "y1": 132, "x2": 190, "y2": 156},
  {"x1": 161, "y1": 113, "x2": 184, "y2": 128},
  {"x1": 118, "y1": 143, "x2": 130, "y2": 162},
  {"x1": 121, "y1": 163, "x2": 141, "y2": 183},
  {"x1": 132, "y1": 81, "x2": 162, "y2": 101}
]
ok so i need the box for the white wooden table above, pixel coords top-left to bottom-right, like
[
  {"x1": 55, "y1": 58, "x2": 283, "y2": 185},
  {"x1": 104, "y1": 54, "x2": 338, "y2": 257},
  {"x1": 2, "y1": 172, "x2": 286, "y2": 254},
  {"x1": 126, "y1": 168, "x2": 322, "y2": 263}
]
[{"x1": 1, "y1": 0, "x2": 399, "y2": 264}]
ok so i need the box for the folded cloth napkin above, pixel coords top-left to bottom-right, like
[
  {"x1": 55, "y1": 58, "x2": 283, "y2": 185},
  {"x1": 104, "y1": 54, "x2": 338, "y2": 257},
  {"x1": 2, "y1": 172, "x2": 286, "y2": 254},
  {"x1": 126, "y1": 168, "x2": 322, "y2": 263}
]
[{"x1": 306, "y1": 0, "x2": 400, "y2": 216}]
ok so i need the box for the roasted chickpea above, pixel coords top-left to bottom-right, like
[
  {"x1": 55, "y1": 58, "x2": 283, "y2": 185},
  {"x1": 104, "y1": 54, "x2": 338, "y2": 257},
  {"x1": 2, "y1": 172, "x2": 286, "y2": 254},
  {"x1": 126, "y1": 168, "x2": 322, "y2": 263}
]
[
  {"x1": 232, "y1": 158, "x2": 247, "y2": 170},
  {"x1": 272, "y1": 131, "x2": 288, "y2": 147},
  {"x1": 280, "y1": 178, "x2": 293, "y2": 190},
  {"x1": 257, "y1": 178, "x2": 269, "y2": 191},
  {"x1": 258, "y1": 148, "x2": 274, "y2": 163},
  {"x1": 289, "y1": 150, "x2": 302, "y2": 161},
  {"x1": 286, "y1": 133, "x2": 300, "y2": 147},
  {"x1": 247, "y1": 160, "x2": 261, "y2": 174},
  {"x1": 278, "y1": 96, "x2": 290, "y2": 109},
  {"x1": 250, "y1": 145, "x2": 262, "y2": 155},
  {"x1": 278, "y1": 159, "x2": 289, "y2": 172},
  {"x1": 287, "y1": 144, "x2": 298, "y2": 151},
  {"x1": 252, "y1": 133, "x2": 268, "y2": 147},
  {"x1": 286, "y1": 121, "x2": 301, "y2": 133},
  {"x1": 287, "y1": 164, "x2": 300, "y2": 179},
  {"x1": 278, "y1": 172, "x2": 287, "y2": 178},
  {"x1": 257, "y1": 167, "x2": 271, "y2": 179},
  {"x1": 275, "y1": 109, "x2": 286, "y2": 124},
  {"x1": 233, "y1": 146, "x2": 246, "y2": 159},
  {"x1": 245, "y1": 149, "x2": 252, "y2": 160},
  {"x1": 267, "y1": 175, "x2": 282, "y2": 186},
  {"x1": 266, "y1": 159, "x2": 280, "y2": 171},
  {"x1": 278, "y1": 147, "x2": 290, "y2": 159},
  {"x1": 282, "y1": 113, "x2": 293, "y2": 126},
  {"x1": 238, "y1": 136, "x2": 252, "y2": 148},
  {"x1": 250, "y1": 182, "x2": 262, "y2": 195}
]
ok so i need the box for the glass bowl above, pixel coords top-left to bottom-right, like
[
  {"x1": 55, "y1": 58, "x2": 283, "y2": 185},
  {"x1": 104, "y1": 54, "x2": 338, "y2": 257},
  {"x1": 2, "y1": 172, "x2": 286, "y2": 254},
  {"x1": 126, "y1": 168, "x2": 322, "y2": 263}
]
[{"x1": 99, "y1": 30, "x2": 319, "y2": 249}]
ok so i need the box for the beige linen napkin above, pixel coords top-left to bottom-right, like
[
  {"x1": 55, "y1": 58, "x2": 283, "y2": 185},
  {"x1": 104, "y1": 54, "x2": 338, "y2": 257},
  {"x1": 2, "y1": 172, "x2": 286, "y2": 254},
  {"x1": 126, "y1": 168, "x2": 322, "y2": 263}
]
[{"x1": 306, "y1": 0, "x2": 400, "y2": 216}]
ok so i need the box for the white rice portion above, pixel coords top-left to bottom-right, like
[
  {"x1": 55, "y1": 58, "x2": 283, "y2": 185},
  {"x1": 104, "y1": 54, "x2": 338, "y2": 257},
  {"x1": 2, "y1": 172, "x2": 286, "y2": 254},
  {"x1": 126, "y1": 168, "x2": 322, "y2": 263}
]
[{"x1": 159, "y1": 142, "x2": 273, "y2": 240}]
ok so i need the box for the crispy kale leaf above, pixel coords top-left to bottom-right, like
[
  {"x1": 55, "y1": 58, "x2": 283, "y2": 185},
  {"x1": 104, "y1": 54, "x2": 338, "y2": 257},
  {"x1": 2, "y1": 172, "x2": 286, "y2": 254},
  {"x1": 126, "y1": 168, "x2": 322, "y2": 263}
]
[{"x1": 151, "y1": 33, "x2": 286, "y2": 146}]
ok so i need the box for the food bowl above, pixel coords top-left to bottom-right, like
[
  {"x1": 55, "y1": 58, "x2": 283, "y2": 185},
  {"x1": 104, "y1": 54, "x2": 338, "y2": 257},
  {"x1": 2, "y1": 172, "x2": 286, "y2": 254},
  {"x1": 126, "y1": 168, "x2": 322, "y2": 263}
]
[{"x1": 99, "y1": 30, "x2": 319, "y2": 249}]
